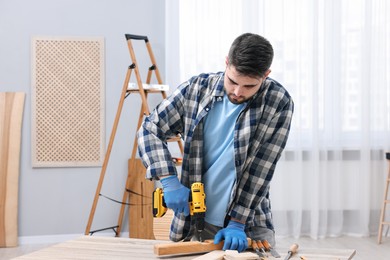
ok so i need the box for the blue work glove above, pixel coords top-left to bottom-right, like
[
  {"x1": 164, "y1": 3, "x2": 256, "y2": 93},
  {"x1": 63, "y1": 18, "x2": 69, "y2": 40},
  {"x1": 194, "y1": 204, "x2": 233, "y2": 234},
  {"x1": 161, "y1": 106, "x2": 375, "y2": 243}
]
[
  {"x1": 160, "y1": 175, "x2": 190, "y2": 216},
  {"x1": 214, "y1": 220, "x2": 248, "y2": 253}
]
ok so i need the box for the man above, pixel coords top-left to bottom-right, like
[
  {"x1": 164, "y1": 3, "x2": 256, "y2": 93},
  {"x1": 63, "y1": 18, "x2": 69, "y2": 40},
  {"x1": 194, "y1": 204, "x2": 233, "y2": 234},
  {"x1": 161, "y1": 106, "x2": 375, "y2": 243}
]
[{"x1": 137, "y1": 33, "x2": 293, "y2": 252}]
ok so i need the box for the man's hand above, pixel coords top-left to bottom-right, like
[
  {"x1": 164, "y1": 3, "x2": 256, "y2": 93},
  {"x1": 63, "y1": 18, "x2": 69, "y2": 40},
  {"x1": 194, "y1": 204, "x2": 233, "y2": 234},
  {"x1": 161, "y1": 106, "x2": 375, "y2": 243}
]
[
  {"x1": 160, "y1": 175, "x2": 190, "y2": 216},
  {"x1": 214, "y1": 219, "x2": 248, "y2": 252}
]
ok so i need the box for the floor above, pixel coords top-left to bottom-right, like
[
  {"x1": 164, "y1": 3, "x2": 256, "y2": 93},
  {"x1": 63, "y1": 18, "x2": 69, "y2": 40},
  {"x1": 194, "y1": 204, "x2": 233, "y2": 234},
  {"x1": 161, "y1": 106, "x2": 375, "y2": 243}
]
[
  {"x1": 1, "y1": 235, "x2": 389, "y2": 260},
  {"x1": 275, "y1": 236, "x2": 390, "y2": 259}
]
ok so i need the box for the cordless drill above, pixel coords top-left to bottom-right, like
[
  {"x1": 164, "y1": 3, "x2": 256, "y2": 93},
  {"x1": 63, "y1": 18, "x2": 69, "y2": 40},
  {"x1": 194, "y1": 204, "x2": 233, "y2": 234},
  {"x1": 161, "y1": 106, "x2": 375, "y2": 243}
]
[{"x1": 153, "y1": 182, "x2": 206, "y2": 241}]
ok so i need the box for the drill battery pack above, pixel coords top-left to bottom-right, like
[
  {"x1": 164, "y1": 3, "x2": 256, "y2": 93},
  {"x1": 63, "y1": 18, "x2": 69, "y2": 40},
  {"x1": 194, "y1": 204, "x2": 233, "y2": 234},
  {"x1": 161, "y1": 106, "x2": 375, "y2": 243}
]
[{"x1": 153, "y1": 187, "x2": 167, "y2": 217}]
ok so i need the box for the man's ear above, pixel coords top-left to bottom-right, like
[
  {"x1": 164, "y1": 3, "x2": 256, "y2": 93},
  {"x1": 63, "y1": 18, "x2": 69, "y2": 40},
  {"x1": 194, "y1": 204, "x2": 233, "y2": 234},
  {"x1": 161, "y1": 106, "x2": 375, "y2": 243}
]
[
  {"x1": 264, "y1": 69, "x2": 271, "y2": 78},
  {"x1": 225, "y1": 56, "x2": 229, "y2": 66}
]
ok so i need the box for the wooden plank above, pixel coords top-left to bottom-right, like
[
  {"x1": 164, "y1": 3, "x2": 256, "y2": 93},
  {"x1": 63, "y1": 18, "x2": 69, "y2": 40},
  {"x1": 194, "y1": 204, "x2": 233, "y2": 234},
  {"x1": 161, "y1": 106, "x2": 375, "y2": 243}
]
[
  {"x1": 193, "y1": 250, "x2": 259, "y2": 260},
  {"x1": 127, "y1": 158, "x2": 155, "y2": 239},
  {"x1": 191, "y1": 250, "x2": 226, "y2": 260},
  {"x1": 290, "y1": 248, "x2": 356, "y2": 260},
  {"x1": 154, "y1": 239, "x2": 356, "y2": 259},
  {"x1": 154, "y1": 239, "x2": 224, "y2": 256},
  {"x1": 0, "y1": 92, "x2": 25, "y2": 247},
  {"x1": 195, "y1": 248, "x2": 357, "y2": 260},
  {"x1": 154, "y1": 239, "x2": 251, "y2": 256}
]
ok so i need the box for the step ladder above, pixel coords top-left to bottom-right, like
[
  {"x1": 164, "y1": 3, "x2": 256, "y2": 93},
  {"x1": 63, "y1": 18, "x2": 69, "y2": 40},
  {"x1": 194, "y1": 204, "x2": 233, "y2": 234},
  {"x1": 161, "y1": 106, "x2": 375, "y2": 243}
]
[
  {"x1": 84, "y1": 34, "x2": 183, "y2": 238},
  {"x1": 378, "y1": 152, "x2": 390, "y2": 244}
]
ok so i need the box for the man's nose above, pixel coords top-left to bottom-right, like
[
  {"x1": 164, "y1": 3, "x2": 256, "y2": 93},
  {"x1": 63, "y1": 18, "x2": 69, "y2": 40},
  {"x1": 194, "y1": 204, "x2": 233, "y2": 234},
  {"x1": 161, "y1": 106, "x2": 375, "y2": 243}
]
[{"x1": 233, "y1": 85, "x2": 244, "y2": 97}]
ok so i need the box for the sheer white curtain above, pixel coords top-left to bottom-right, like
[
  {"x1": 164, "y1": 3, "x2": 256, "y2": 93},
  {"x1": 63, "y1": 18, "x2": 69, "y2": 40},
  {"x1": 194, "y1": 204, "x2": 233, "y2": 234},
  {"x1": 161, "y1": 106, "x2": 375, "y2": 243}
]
[{"x1": 165, "y1": 0, "x2": 390, "y2": 238}]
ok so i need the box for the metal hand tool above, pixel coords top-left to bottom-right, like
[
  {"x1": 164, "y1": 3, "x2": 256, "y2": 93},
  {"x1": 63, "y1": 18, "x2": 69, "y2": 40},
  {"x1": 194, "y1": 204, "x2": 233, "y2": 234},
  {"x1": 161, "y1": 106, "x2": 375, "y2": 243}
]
[
  {"x1": 284, "y1": 243, "x2": 299, "y2": 260},
  {"x1": 256, "y1": 240, "x2": 268, "y2": 256},
  {"x1": 251, "y1": 239, "x2": 265, "y2": 258},
  {"x1": 262, "y1": 240, "x2": 281, "y2": 258}
]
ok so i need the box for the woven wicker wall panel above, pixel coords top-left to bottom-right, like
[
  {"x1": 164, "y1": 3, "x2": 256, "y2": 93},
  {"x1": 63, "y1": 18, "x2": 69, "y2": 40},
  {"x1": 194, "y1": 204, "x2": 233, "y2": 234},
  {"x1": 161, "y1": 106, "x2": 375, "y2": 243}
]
[{"x1": 31, "y1": 36, "x2": 105, "y2": 167}]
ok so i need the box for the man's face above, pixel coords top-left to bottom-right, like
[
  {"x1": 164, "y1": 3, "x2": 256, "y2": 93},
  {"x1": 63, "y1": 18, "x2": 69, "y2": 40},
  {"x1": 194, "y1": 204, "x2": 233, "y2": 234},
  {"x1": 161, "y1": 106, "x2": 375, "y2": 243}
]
[{"x1": 224, "y1": 64, "x2": 269, "y2": 105}]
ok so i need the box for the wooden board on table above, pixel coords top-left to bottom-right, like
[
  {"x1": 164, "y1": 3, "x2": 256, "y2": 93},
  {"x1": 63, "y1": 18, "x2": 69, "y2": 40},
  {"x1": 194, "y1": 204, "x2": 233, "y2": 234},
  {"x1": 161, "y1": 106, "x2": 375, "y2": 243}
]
[
  {"x1": 154, "y1": 239, "x2": 225, "y2": 256},
  {"x1": 193, "y1": 248, "x2": 357, "y2": 260},
  {"x1": 128, "y1": 158, "x2": 155, "y2": 239},
  {"x1": 155, "y1": 239, "x2": 356, "y2": 259},
  {"x1": 0, "y1": 92, "x2": 25, "y2": 247},
  {"x1": 193, "y1": 247, "x2": 357, "y2": 260},
  {"x1": 279, "y1": 247, "x2": 356, "y2": 259},
  {"x1": 192, "y1": 250, "x2": 259, "y2": 260}
]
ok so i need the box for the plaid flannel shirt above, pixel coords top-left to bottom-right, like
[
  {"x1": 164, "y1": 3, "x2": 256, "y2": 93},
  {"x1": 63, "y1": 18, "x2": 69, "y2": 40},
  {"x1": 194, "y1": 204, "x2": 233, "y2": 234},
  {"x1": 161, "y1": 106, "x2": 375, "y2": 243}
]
[{"x1": 137, "y1": 72, "x2": 294, "y2": 241}]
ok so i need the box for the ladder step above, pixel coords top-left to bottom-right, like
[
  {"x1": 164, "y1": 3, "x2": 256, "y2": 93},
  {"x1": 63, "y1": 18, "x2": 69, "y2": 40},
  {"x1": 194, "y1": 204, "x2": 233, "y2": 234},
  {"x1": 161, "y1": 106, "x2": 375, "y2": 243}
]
[
  {"x1": 167, "y1": 136, "x2": 182, "y2": 142},
  {"x1": 127, "y1": 89, "x2": 165, "y2": 94},
  {"x1": 380, "y1": 222, "x2": 390, "y2": 225},
  {"x1": 128, "y1": 83, "x2": 169, "y2": 92}
]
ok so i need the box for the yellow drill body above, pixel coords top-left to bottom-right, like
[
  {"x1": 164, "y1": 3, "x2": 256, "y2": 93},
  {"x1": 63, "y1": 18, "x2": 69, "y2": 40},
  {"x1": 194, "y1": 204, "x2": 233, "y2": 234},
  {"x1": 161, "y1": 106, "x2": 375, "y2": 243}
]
[{"x1": 152, "y1": 182, "x2": 206, "y2": 217}]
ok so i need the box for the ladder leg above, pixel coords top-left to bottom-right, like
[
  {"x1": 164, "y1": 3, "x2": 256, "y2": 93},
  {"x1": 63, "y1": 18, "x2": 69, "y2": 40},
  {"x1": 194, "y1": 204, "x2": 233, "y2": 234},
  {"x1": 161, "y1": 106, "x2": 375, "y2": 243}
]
[
  {"x1": 116, "y1": 37, "x2": 153, "y2": 238},
  {"x1": 378, "y1": 159, "x2": 390, "y2": 244},
  {"x1": 145, "y1": 41, "x2": 163, "y2": 84},
  {"x1": 378, "y1": 218, "x2": 384, "y2": 244},
  {"x1": 84, "y1": 68, "x2": 133, "y2": 235},
  {"x1": 143, "y1": 39, "x2": 184, "y2": 156},
  {"x1": 127, "y1": 39, "x2": 150, "y2": 115},
  {"x1": 116, "y1": 105, "x2": 146, "y2": 236}
]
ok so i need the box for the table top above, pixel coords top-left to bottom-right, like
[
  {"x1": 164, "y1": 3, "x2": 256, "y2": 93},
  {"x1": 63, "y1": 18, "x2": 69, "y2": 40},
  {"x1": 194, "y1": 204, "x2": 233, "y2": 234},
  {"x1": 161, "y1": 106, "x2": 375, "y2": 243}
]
[
  {"x1": 12, "y1": 235, "x2": 356, "y2": 260},
  {"x1": 12, "y1": 236, "x2": 193, "y2": 260}
]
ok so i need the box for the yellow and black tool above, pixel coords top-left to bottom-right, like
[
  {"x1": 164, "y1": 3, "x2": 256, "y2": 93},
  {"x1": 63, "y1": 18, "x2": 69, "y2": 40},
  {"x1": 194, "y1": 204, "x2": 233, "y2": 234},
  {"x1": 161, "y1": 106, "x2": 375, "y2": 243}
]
[
  {"x1": 189, "y1": 182, "x2": 206, "y2": 241},
  {"x1": 153, "y1": 182, "x2": 206, "y2": 217},
  {"x1": 153, "y1": 182, "x2": 206, "y2": 240},
  {"x1": 152, "y1": 187, "x2": 167, "y2": 218},
  {"x1": 189, "y1": 182, "x2": 207, "y2": 215}
]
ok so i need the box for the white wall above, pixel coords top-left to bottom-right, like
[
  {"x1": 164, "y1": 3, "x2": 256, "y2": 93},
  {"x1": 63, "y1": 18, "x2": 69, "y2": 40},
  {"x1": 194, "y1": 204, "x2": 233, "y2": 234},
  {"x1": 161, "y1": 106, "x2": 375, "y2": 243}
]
[{"x1": 0, "y1": 0, "x2": 166, "y2": 237}]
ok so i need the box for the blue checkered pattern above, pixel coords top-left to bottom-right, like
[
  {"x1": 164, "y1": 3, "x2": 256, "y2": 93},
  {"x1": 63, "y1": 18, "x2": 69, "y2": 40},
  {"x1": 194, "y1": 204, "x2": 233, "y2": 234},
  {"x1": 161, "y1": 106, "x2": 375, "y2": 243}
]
[{"x1": 137, "y1": 72, "x2": 294, "y2": 241}]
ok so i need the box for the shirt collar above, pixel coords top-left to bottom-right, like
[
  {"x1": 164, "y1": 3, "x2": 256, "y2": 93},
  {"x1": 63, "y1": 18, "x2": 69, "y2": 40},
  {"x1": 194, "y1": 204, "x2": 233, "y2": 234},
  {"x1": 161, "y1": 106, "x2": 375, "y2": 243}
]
[{"x1": 212, "y1": 72, "x2": 225, "y2": 98}]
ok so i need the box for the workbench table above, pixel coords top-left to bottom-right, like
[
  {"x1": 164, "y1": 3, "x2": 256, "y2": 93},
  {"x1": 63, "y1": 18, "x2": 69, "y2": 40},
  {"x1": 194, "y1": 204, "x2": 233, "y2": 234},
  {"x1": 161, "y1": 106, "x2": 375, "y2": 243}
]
[
  {"x1": 12, "y1": 235, "x2": 356, "y2": 260},
  {"x1": 12, "y1": 236, "x2": 193, "y2": 260}
]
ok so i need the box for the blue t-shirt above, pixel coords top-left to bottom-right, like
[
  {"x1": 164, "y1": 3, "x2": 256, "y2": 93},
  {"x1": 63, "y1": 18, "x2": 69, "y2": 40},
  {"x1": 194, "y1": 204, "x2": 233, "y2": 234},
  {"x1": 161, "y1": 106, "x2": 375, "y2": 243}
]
[{"x1": 202, "y1": 94, "x2": 245, "y2": 226}]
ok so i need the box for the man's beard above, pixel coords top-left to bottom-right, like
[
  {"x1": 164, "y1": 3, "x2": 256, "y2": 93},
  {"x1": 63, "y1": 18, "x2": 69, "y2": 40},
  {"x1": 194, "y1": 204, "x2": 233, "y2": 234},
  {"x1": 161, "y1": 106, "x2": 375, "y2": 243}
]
[{"x1": 227, "y1": 93, "x2": 247, "y2": 104}]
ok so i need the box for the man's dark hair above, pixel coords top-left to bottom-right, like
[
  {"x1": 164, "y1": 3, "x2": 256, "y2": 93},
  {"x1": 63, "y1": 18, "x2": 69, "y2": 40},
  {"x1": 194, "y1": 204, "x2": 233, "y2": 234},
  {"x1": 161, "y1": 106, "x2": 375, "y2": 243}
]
[{"x1": 228, "y1": 33, "x2": 274, "y2": 78}]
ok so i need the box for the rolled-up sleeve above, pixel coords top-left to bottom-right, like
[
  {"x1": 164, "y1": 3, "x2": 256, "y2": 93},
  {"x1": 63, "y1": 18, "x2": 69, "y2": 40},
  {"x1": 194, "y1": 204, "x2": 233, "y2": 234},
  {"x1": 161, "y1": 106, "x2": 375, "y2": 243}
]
[{"x1": 137, "y1": 86, "x2": 186, "y2": 180}]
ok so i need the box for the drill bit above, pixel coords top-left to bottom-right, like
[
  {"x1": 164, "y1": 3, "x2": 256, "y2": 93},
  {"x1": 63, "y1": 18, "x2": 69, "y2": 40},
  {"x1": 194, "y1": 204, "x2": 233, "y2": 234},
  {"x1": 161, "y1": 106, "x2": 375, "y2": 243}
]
[
  {"x1": 195, "y1": 214, "x2": 205, "y2": 242},
  {"x1": 198, "y1": 231, "x2": 203, "y2": 242}
]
